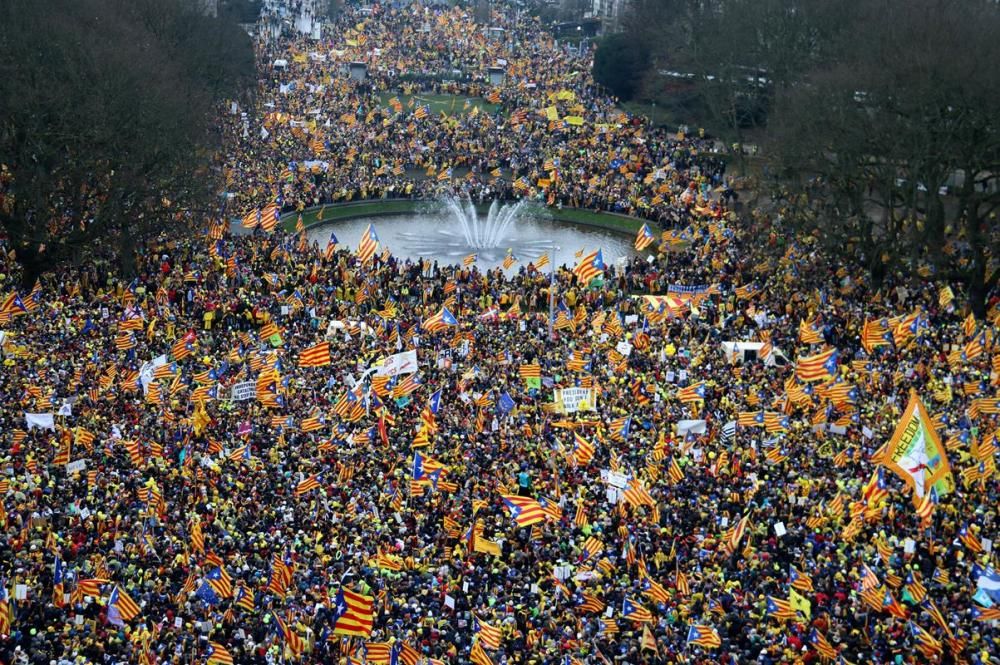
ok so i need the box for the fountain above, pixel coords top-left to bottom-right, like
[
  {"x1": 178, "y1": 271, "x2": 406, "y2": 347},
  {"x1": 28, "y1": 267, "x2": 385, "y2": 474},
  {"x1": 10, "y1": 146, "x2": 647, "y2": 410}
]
[
  {"x1": 392, "y1": 197, "x2": 556, "y2": 263},
  {"x1": 444, "y1": 198, "x2": 525, "y2": 250},
  {"x1": 306, "y1": 196, "x2": 638, "y2": 269}
]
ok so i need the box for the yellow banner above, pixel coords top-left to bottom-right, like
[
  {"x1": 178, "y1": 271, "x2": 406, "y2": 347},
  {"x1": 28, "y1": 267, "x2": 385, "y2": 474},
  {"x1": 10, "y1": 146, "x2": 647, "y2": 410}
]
[{"x1": 474, "y1": 538, "x2": 501, "y2": 556}]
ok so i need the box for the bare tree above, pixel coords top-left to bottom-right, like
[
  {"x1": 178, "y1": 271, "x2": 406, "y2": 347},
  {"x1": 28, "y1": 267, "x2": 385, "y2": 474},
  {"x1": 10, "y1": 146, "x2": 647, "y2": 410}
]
[
  {"x1": 0, "y1": 0, "x2": 254, "y2": 281},
  {"x1": 770, "y1": 0, "x2": 1000, "y2": 314}
]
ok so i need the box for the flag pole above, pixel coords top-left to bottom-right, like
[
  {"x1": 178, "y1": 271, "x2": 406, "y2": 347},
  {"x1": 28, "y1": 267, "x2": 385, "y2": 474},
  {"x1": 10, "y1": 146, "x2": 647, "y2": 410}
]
[{"x1": 548, "y1": 245, "x2": 558, "y2": 342}]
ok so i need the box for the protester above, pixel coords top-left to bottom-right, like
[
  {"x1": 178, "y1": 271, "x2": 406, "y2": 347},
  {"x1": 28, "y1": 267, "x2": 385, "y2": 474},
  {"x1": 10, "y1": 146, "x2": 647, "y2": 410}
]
[{"x1": 0, "y1": 2, "x2": 996, "y2": 665}]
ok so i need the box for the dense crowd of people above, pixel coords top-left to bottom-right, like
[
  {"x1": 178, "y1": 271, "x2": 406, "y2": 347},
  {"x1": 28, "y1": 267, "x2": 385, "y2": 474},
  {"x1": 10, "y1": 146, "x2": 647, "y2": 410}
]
[
  {"x1": 230, "y1": 0, "x2": 732, "y2": 227},
  {"x1": 0, "y1": 1, "x2": 997, "y2": 665}
]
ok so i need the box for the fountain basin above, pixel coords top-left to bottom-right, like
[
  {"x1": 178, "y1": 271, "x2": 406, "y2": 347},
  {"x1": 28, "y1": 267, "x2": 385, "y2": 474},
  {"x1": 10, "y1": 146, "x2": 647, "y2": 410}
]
[{"x1": 305, "y1": 204, "x2": 639, "y2": 271}]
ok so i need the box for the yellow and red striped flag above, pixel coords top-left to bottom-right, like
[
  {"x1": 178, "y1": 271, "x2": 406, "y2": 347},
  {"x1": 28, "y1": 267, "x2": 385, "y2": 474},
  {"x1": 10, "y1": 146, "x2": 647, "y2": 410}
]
[
  {"x1": 470, "y1": 639, "x2": 494, "y2": 665},
  {"x1": 795, "y1": 347, "x2": 839, "y2": 382},
  {"x1": 206, "y1": 642, "x2": 234, "y2": 665},
  {"x1": 298, "y1": 341, "x2": 331, "y2": 367},
  {"x1": 500, "y1": 495, "x2": 546, "y2": 526},
  {"x1": 572, "y1": 249, "x2": 605, "y2": 285},
  {"x1": 109, "y1": 585, "x2": 141, "y2": 621},
  {"x1": 294, "y1": 474, "x2": 322, "y2": 496},
  {"x1": 474, "y1": 615, "x2": 502, "y2": 649},
  {"x1": 357, "y1": 224, "x2": 380, "y2": 264},
  {"x1": 332, "y1": 588, "x2": 375, "y2": 637}
]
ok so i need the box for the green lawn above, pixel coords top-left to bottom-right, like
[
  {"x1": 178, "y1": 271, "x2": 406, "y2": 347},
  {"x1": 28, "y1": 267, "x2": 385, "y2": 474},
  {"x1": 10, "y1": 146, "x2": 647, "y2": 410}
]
[
  {"x1": 281, "y1": 200, "x2": 421, "y2": 231},
  {"x1": 549, "y1": 207, "x2": 645, "y2": 234},
  {"x1": 281, "y1": 199, "x2": 645, "y2": 235},
  {"x1": 377, "y1": 92, "x2": 501, "y2": 118}
]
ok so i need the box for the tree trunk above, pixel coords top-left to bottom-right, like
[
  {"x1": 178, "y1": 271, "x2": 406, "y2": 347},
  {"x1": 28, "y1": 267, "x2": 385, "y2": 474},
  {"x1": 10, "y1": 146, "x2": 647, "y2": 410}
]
[
  {"x1": 117, "y1": 231, "x2": 139, "y2": 279},
  {"x1": 924, "y1": 190, "x2": 946, "y2": 267},
  {"x1": 959, "y1": 169, "x2": 988, "y2": 318},
  {"x1": 18, "y1": 245, "x2": 48, "y2": 288}
]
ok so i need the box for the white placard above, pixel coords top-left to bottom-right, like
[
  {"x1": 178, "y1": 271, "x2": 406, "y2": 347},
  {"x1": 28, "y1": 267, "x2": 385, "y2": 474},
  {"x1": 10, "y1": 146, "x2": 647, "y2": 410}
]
[
  {"x1": 230, "y1": 381, "x2": 257, "y2": 401},
  {"x1": 615, "y1": 341, "x2": 633, "y2": 357},
  {"x1": 139, "y1": 354, "x2": 168, "y2": 394},
  {"x1": 25, "y1": 412, "x2": 55, "y2": 430},
  {"x1": 65, "y1": 459, "x2": 88, "y2": 475},
  {"x1": 15, "y1": 584, "x2": 27, "y2": 600},
  {"x1": 982, "y1": 538, "x2": 993, "y2": 554},
  {"x1": 553, "y1": 565, "x2": 573, "y2": 581},
  {"x1": 444, "y1": 595, "x2": 455, "y2": 609},
  {"x1": 774, "y1": 522, "x2": 786, "y2": 537},
  {"x1": 903, "y1": 538, "x2": 915, "y2": 554},
  {"x1": 862, "y1": 426, "x2": 874, "y2": 439},
  {"x1": 553, "y1": 387, "x2": 596, "y2": 414},
  {"x1": 601, "y1": 469, "x2": 630, "y2": 489},
  {"x1": 677, "y1": 419, "x2": 707, "y2": 436},
  {"x1": 375, "y1": 350, "x2": 418, "y2": 377}
]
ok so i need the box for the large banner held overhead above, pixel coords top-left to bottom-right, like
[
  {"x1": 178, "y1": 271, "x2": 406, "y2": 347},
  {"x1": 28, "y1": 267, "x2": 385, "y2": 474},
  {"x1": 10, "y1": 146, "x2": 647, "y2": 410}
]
[{"x1": 882, "y1": 391, "x2": 954, "y2": 503}]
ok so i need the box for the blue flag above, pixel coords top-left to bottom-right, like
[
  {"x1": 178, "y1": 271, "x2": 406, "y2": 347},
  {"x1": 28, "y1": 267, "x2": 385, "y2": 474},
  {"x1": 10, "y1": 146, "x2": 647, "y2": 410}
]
[{"x1": 497, "y1": 391, "x2": 515, "y2": 415}]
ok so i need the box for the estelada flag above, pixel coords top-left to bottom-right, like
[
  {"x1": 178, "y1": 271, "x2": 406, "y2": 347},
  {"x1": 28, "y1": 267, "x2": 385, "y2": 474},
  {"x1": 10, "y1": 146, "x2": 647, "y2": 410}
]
[
  {"x1": 331, "y1": 588, "x2": 374, "y2": 637},
  {"x1": 500, "y1": 495, "x2": 546, "y2": 526},
  {"x1": 881, "y1": 391, "x2": 954, "y2": 504}
]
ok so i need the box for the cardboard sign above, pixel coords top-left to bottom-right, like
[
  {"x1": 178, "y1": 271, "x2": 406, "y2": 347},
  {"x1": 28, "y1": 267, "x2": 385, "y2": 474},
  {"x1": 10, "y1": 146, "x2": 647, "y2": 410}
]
[
  {"x1": 230, "y1": 381, "x2": 256, "y2": 401},
  {"x1": 553, "y1": 387, "x2": 596, "y2": 414}
]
